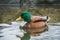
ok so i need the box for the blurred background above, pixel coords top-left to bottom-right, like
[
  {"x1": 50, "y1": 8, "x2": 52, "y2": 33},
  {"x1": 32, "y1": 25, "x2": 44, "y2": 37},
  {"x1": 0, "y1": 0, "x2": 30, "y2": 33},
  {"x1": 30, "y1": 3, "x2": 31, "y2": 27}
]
[
  {"x1": 0, "y1": 0, "x2": 60, "y2": 40},
  {"x1": 0, "y1": 0, "x2": 60, "y2": 23}
]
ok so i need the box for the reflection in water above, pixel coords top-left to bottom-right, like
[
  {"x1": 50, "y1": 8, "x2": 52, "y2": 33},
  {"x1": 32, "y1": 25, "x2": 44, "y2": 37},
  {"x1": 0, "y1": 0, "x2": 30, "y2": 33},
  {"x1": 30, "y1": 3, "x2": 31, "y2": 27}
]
[
  {"x1": 20, "y1": 25, "x2": 48, "y2": 40},
  {"x1": 28, "y1": 25, "x2": 48, "y2": 36},
  {"x1": 21, "y1": 31, "x2": 30, "y2": 40}
]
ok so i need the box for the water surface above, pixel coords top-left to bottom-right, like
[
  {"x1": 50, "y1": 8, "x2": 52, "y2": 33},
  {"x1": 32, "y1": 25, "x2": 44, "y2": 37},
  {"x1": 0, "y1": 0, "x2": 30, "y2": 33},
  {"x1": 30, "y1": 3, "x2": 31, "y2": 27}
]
[{"x1": 0, "y1": 21, "x2": 60, "y2": 40}]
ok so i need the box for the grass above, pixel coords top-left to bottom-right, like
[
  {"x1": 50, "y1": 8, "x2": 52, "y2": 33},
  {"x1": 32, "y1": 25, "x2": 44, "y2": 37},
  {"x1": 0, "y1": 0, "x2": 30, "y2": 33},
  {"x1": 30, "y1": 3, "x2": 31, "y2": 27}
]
[{"x1": 0, "y1": 7, "x2": 60, "y2": 23}]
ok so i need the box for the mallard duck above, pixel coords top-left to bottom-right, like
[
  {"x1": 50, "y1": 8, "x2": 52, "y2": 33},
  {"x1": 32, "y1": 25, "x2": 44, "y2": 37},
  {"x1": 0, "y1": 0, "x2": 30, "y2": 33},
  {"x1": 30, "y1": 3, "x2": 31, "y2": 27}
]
[{"x1": 16, "y1": 11, "x2": 48, "y2": 29}]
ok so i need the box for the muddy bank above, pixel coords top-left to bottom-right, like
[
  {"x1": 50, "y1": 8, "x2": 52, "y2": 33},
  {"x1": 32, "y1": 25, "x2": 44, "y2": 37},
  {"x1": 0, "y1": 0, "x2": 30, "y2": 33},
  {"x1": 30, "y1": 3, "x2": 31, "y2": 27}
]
[{"x1": 0, "y1": 7, "x2": 60, "y2": 23}]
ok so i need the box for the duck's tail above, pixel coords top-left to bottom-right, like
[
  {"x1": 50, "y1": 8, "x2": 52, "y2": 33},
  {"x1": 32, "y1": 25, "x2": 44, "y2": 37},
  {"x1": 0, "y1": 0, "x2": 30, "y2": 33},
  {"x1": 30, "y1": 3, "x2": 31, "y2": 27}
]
[{"x1": 46, "y1": 16, "x2": 51, "y2": 22}]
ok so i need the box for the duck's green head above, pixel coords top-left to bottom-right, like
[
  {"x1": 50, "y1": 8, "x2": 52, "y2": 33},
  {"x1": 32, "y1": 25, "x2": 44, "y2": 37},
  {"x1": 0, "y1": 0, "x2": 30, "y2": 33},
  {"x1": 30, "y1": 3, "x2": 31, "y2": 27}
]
[{"x1": 16, "y1": 11, "x2": 31, "y2": 23}]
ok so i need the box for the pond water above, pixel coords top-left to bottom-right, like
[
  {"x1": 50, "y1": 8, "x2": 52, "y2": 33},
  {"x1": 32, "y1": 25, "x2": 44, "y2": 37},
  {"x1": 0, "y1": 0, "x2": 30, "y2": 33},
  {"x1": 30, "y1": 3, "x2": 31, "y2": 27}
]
[{"x1": 0, "y1": 21, "x2": 60, "y2": 40}]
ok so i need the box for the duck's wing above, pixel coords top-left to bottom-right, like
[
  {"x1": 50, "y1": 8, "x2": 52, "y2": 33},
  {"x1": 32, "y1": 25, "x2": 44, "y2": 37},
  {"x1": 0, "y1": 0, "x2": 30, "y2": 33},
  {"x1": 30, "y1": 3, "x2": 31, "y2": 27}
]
[{"x1": 31, "y1": 16, "x2": 50, "y2": 22}]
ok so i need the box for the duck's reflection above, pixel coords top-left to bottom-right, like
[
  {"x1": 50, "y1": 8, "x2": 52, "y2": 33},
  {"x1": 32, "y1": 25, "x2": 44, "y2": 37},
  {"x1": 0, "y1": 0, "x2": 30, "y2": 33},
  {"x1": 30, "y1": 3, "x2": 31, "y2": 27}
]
[
  {"x1": 20, "y1": 31, "x2": 30, "y2": 40},
  {"x1": 20, "y1": 25, "x2": 48, "y2": 40},
  {"x1": 28, "y1": 25, "x2": 48, "y2": 36}
]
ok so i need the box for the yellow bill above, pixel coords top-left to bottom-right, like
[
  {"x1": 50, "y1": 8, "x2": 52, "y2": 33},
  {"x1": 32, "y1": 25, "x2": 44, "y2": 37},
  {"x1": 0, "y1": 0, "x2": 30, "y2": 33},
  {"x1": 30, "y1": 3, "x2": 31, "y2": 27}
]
[{"x1": 16, "y1": 17, "x2": 23, "y2": 21}]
